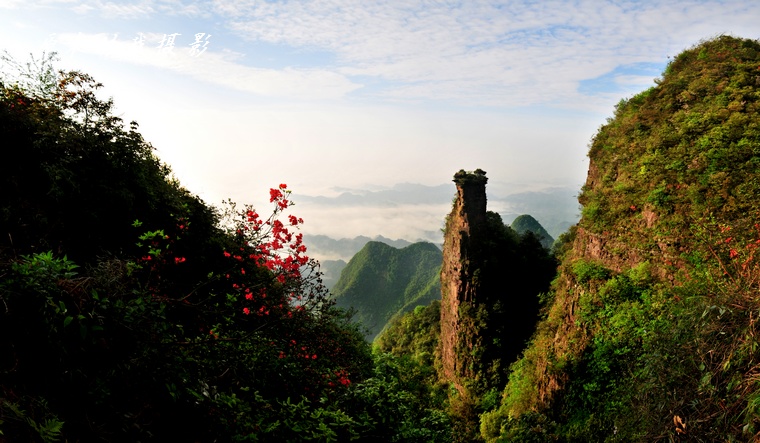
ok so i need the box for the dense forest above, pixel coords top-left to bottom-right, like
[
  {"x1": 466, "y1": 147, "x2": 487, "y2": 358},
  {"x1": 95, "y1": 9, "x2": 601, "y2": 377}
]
[{"x1": 3, "y1": 34, "x2": 760, "y2": 442}]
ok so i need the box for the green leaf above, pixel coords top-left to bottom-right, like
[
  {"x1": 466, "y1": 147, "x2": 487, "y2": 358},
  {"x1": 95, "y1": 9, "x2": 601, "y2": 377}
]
[{"x1": 63, "y1": 316, "x2": 73, "y2": 328}]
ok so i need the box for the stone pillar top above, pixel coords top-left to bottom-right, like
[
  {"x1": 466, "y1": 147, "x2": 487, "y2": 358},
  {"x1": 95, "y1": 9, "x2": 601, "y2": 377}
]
[{"x1": 453, "y1": 169, "x2": 488, "y2": 186}]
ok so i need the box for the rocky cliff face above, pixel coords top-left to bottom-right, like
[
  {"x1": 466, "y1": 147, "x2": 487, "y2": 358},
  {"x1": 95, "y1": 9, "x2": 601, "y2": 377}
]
[{"x1": 439, "y1": 169, "x2": 488, "y2": 392}]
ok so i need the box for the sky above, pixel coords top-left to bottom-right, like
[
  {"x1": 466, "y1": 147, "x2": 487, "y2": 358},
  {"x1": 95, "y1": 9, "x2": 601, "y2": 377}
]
[{"x1": 1, "y1": 0, "x2": 759, "y2": 249}]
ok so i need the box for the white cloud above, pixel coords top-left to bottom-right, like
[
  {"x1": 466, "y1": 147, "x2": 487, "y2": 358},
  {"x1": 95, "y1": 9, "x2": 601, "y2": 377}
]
[
  {"x1": 211, "y1": 0, "x2": 760, "y2": 107},
  {"x1": 52, "y1": 32, "x2": 361, "y2": 99},
  {"x1": 0, "y1": 0, "x2": 25, "y2": 8},
  {"x1": 8, "y1": 0, "x2": 208, "y2": 18},
  {"x1": 614, "y1": 74, "x2": 658, "y2": 87}
]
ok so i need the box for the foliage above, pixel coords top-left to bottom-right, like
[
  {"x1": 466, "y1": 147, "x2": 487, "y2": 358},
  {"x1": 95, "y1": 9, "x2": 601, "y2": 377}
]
[
  {"x1": 0, "y1": 54, "x2": 450, "y2": 442},
  {"x1": 331, "y1": 241, "x2": 442, "y2": 341},
  {"x1": 341, "y1": 352, "x2": 453, "y2": 442},
  {"x1": 375, "y1": 299, "x2": 442, "y2": 369},
  {"x1": 0, "y1": 54, "x2": 220, "y2": 265},
  {"x1": 458, "y1": 211, "x2": 558, "y2": 393}
]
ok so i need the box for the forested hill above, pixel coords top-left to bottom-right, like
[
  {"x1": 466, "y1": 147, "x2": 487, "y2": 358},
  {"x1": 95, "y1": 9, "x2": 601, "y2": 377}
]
[
  {"x1": 481, "y1": 35, "x2": 760, "y2": 441},
  {"x1": 509, "y1": 214, "x2": 555, "y2": 249},
  {"x1": 331, "y1": 241, "x2": 442, "y2": 341}
]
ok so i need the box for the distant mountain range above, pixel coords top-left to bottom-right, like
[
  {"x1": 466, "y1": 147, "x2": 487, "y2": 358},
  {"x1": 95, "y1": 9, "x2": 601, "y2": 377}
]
[
  {"x1": 330, "y1": 241, "x2": 442, "y2": 341},
  {"x1": 305, "y1": 234, "x2": 418, "y2": 262},
  {"x1": 495, "y1": 187, "x2": 579, "y2": 239},
  {"x1": 297, "y1": 183, "x2": 579, "y2": 251}
]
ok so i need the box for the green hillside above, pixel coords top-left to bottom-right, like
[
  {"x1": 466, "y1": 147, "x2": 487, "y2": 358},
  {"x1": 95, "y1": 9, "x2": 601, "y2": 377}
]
[
  {"x1": 331, "y1": 241, "x2": 442, "y2": 341},
  {"x1": 481, "y1": 35, "x2": 760, "y2": 442},
  {"x1": 510, "y1": 214, "x2": 555, "y2": 249}
]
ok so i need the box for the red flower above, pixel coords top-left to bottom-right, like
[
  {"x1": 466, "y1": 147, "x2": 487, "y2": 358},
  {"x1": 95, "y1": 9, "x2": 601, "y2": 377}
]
[
  {"x1": 243, "y1": 307, "x2": 251, "y2": 315},
  {"x1": 269, "y1": 188, "x2": 283, "y2": 202}
]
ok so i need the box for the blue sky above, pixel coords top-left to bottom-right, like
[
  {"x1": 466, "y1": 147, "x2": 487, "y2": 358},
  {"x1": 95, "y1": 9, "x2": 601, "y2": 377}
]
[{"x1": 1, "y1": 0, "x2": 759, "y2": 245}]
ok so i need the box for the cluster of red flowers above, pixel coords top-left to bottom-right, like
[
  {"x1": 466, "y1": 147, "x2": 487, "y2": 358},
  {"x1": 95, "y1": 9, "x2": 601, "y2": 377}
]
[
  {"x1": 711, "y1": 222, "x2": 760, "y2": 285},
  {"x1": 221, "y1": 184, "x2": 311, "y2": 317},
  {"x1": 218, "y1": 185, "x2": 358, "y2": 395},
  {"x1": 324, "y1": 370, "x2": 351, "y2": 388},
  {"x1": 269, "y1": 184, "x2": 290, "y2": 210}
]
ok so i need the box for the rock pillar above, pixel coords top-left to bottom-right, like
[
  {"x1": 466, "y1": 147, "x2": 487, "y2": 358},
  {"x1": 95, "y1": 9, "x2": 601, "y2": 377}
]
[{"x1": 439, "y1": 169, "x2": 488, "y2": 393}]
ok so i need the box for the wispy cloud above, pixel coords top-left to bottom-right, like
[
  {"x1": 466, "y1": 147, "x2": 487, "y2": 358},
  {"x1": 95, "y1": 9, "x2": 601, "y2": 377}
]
[
  {"x1": 212, "y1": 0, "x2": 760, "y2": 108},
  {"x1": 5, "y1": 0, "x2": 207, "y2": 18},
  {"x1": 52, "y1": 32, "x2": 361, "y2": 99},
  {"x1": 8, "y1": 0, "x2": 760, "y2": 108},
  {"x1": 70, "y1": 1, "x2": 155, "y2": 18}
]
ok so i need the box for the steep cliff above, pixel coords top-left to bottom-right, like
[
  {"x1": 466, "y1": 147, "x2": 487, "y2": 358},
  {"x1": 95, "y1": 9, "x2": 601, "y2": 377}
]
[
  {"x1": 439, "y1": 169, "x2": 489, "y2": 391},
  {"x1": 484, "y1": 36, "x2": 760, "y2": 442},
  {"x1": 439, "y1": 170, "x2": 557, "y2": 397}
]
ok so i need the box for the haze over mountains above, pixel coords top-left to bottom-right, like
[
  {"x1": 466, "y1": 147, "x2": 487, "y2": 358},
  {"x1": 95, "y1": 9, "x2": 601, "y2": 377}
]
[
  {"x1": 301, "y1": 183, "x2": 579, "y2": 262},
  {"x1": 326, "y1": 213, "x2": 557, "y2": 342}
]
